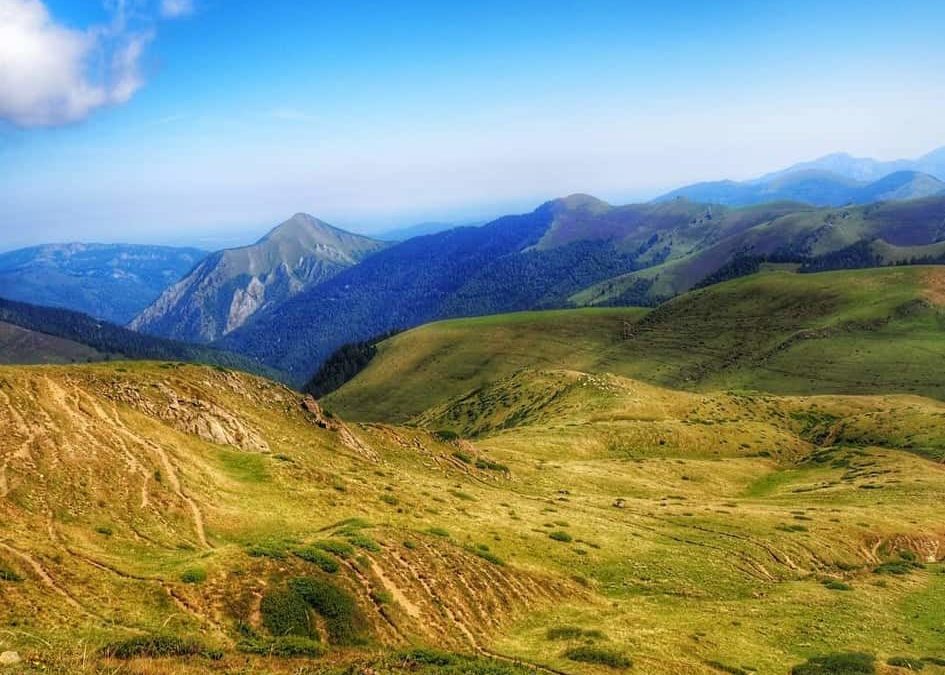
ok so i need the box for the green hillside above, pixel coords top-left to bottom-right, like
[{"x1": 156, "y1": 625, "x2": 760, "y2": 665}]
[
  {"x1": 326, "y1": 266, "x2": 945, "y2": 422},
  {"x1": 4, "y1": 361, "x2": 945, "y2": 673},
  {"x1": 573, "y1": 196, "x2": 945, "y2": 306}
]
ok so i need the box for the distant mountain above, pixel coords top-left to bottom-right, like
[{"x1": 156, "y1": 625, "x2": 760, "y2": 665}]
[
  {"x1": 0, "y1": 243, "x2": 206, "y2": 324},
  {"x1": 130, "y1": 213, "x2": 387, "y2": 342},
  {"x1": 0, "y1": 296, "x2": 277, "y2": 376},
  {"x1": 573, "y1": 195, "x2": 945, "y2": 307},
  {"x1": 759, "y1": 146, "x2": 945, "y2": 183},
  {"x1": 656, "y1": 169, "x2": 945, "y2": 207},
  {"x1": 377, "y1": 221, "x2": 466, "y2": 241},
  {"x1": 216, "y1": 195, "x2": 794, "y2": 383}
]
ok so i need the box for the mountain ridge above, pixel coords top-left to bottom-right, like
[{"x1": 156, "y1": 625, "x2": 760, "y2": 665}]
[
  {"x1": 0, "y1": 242, "x2": 206, "y2": 324},
  {"x1": 130, "y1": 213, "x2": 387, "y2": 342}
]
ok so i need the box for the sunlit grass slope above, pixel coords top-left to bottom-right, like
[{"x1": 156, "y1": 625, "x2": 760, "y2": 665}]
[
  {"x1": 327, "y1": 266, "x2": 945, "y2": 422},
  {"x1": 1, "y1": 362, "x2": 945, "y2": 673}
]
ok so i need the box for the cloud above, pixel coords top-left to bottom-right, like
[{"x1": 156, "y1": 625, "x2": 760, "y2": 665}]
[
  {"x1": 160, "y1": 0, "x2": 193, "y2": 19},
  {"x1": 0, "y1": 0, "x2": 160, "y2": 127}
]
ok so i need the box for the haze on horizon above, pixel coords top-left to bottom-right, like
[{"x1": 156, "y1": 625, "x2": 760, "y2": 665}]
[{"x1": 1, "y1": 0, "x2": 944, "y2": 250}]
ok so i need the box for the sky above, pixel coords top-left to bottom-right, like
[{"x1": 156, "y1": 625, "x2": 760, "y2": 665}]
[{"x1": 1, "y1": 0, "x2": 945, "y2": 250}]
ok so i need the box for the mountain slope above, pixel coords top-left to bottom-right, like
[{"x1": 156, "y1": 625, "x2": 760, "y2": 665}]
[
  {"x1": 326, "y1": 266, "x2": 945, "y2": 422},
  {"x1": 0, "y1": 295, "x2": 276, "y2": 376},
  {"x1": 758, "y1": 146, "x2": 945, "y2": 182},
  {"x1": 656, "y1": 169, "x2": 945, "y2": 207},
  {"x1": 219, "y1": 198, "x2": 799, "y2": 383},
  {"x1": 131, "y1": 213, "x2": 387, "y2": 342},
  {"x1": 575, "y1": 195, "x2": 945, "y2": 305},
  {"x1": 3, "y1": 359, "x2": 945, "y2": 671},
  {"x1": 0, "y1": 243, "x2": 206, "y2": 324}
]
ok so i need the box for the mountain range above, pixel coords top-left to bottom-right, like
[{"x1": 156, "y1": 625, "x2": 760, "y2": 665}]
[
  {"x1": 0, "y1": 243, "x2": 206, "y2": 324},
  {"x1": 130, "y1": 213, "x2": 387, "y2": 342},
  {"x1": 2, "y1": 146, "x2": 945, "y2": 387}
]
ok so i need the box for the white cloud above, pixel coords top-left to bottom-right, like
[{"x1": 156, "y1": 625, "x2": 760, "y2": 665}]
[
  {"x1": 0, "y1": 0, "x2": 157, "y2": 127},
  {"x1": 160, "y1": 0, "x2": 193, "y2": 19}
]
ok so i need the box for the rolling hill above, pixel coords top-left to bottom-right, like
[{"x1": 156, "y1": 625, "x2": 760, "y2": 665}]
[
  {"x1": 216, "y1": 197, "x2": 803, "y2": 383},
  {"x1": 0, "y1": 295, "x2": 276, "y2": 376},
  {"x1": 2, "y1": 357, "x2": 945, "y2": 672},
  {"x1": 131, "y1": 213, "x2": 387, "y2": 343},
  {"x1": 0, "y1": 243, "x2": 206, "y2": 324},
  {"x1": 326, "y1": 266, "x2": 945, "y2": 422},
  {"x1": 574, "y1": 196, "x2": 945, "y2": 306}
]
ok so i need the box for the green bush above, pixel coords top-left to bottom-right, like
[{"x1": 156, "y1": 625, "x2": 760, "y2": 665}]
[
  {"x1": 180, "y1": 567, "x2": 207, "y2": 584},
  {"x1": 547, "y1": 625, "x2": 606, "y2": 641},
  {"x1": 564, "y1": 645, "x2": 632, "y2": 668},
  {"x1": 293, "y1": 547, "x2": 340, "y2": 573},
  {"x1": 0, "y1": 564, "x2": 22, "y2": 582},
  {"x1": 260, "y1": 588, "x2": 313, "y2": 638},
  {"x1": 452, "y1": 450, "x2": 473, "y2": 464},
  {"x1": 246, "y1": 542, "x2": 287, "y2": 559},
  {"x1": 549, "y1": 530, "x2": 573, "y2": 543},
  {"x1": 346, "y1": 533, "x2": 381, "y2": 552},
  {"x1": 101, "y1": 635, "x2": 222, "y2": 660},
  {"x1": 874, "y1": 560, "x2": 924, "y2": 575},
  {"x1": 427, "y1": 527, "x2": 451, "y2": 538},
  {"x1": 705, "y1": 661, "x2": 750, "y2": 675},
  {"x1": 822, "y1": 579, "x2": 852, "y2": 591},
  {"x1": 791, "y1": 652, "x2": 875, "y2": 674},
  {"x1": 470, "y1": 548, "x2": 505, "y2": 566},
  {"x1": 238, "y1": 636, "x2": 323, "y2": 657},
  {"x1": 475, "y1": 457, "x2": 509, "y2": 472},
  {"x1": 290, "y1": 577, "x2": 367, "y2": 645},
  {"x1": 887, "y1": 656, "x2": 925, "y2": 671},
  {"x1": 434, "y1": 430, "x2": 460, "y2": 442},
  {"x1": 314, "y1": 539, "x2": 355, "y2": 558},
  {"x1": 380, "y1": 494, "x2": 400, "y2": 506}
]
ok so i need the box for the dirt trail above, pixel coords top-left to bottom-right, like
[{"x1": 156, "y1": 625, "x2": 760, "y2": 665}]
[{"x1": 0, "y1": 542, "x2": 88, "y2": 614}]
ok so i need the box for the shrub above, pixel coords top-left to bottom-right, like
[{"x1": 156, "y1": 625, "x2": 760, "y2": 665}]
[
  {"x1": 791, "y1": 652, "x2": 875, "y2": 674},
  {"x1": 471, "y1": 548, "x2": 505, "y2": 566},
  {"x1": 887, "y1": 656, "x2": 925, "y2": 671},
  {"x1": 475, "y1": 457, "x2": 509, "y2": 472},
  {"x1": 449, "y1": 490, "x2": 475, "y2": 501},
  {"x1": 547, "y1": 625, "x2": 606, "y2": 641},
  {"x1": 290, "y1": 577, "x2": 367, "y2": 645},
  {"x1": 314, "y1": 539, "x2": 355, "y2": 558},
  {"x1": 260, "y1": 588, "x2": 313, "y2": 638},
  {"x1": 380, "y1": 494, "x2": 400, "y2": 506},
  {"x1": 706, "y1": 661, "x2": 750, "y2": 675},
  {"x1": 547, "y1": 626, "x2": 584, "y2": 640},
  {"x1": 238, "y1": 636, "x2": 323, "y2": 657},
  {"x1": 564, "y1": 645, "x2": 631, "y2": 668},
  {"x1": 346, "y1": 533, "x2": 381, "y2": 552},
  {"x1": 427, "y1": 527, "x2": 451, "y2": 538},
  {"x1": 247, "y1": 542, "x2": 287, "y2": 559},
  {"x1": 101, "y1": 635, "x2": 222, "y2": 660},
  {"x1": 0, "y1": 564, "x2": 22, "y2": 582},
  {"x1": 874, "y1": 559, "x2": 924, "y2": 575},
  {"x1": 434, "y1": 430, "x2": 460, "y2": 442},
  {"x1": 822, "y1": 579, "x2": 852, "y2": 591},
  {"x1": 180, "y1": 568, "x2": 207, "y2": 584},
  {"x1": 293, "y1": 547, "x2": 340, "y2": 573},
  {"x1": 96, "y1": 526, "x2": 113, "y2": 537},
  {"x1": 549, "y1": 530, "x2": 573, "y2": 543},
  {"x1": 452, "y1": 450, "x2": 473, "y2": 464}
]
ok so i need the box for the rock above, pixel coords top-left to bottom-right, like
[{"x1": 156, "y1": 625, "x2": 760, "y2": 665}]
[
  {"x1": 613, "y1": 498, "x2": 627, "y2": 509},
  {"x1": 0, "y1": 652, "x2": 21, "y2": 666}
]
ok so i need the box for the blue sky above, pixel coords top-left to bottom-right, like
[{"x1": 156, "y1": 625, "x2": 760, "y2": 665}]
[{"x1": 2, "y1": 0, "x2": 945, "y2": 249}]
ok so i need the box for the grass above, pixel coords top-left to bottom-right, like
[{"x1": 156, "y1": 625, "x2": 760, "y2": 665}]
[
  {"x1": 101, "y1": 635, "x2": 223, "y2": 660},
  {"x1": 327, "y1": 267, "x2": 945, "y2": 424},
  {"x1": 179, "y1": 567, "x2": 207, "y2": 584},
  {"x1": 6, "y1": 344, "x2": 945, "y2": 673},
  {"x1": 292, "y1": 546, "x2": 340, "y2": 573},
  {"x1": 289, "y1": 577, "x2": 367, "y2": 645},
  {"x1": 563, "y1": 645, "x2": 632, "y2": 668},
  {"x1": 790, "y1": 652, "x2": 875, "y2": 674}
]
